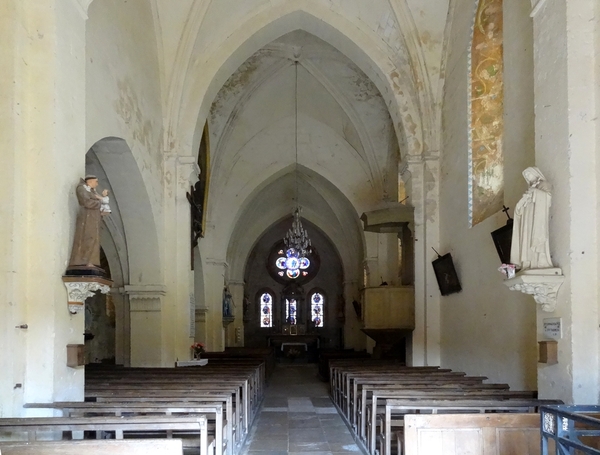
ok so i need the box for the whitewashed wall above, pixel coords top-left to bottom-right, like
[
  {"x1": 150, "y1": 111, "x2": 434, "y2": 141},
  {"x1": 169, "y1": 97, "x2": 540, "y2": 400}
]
[{"x1": 439, "y1": 0, "x2": 537, "y2": 390}]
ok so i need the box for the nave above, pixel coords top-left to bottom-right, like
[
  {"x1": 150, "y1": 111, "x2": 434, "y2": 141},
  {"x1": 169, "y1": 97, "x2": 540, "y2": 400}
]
[
  {"x1": 241, "y1": 364, "x2": 358, "y2": 455},
  {"x1": 0, "y1": 351, "x2": 599, "y2": 454}
]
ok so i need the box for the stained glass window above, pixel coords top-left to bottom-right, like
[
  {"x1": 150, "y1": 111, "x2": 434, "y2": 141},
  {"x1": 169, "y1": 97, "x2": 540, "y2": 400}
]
[
  {"x1": 275, "y1": 248, "x2": 310, "y2": 280},
  {"x1": 285, "y1": 298, "x2": 297, "y2": 325},
  {"x1": 311, "y1": 293, "x2": 324, "y2": 328},
  {"x1": 260, "y1": 292, "x2": 273, "y2": 328}
]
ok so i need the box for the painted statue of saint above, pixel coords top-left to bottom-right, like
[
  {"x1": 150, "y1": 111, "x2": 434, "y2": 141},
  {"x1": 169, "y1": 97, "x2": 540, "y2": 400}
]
[
  {"x1": 510, "y1": 167, "x2": 554, "y2": 270},
  {"x1": 68, "y1": 175, "x2": 110, "y2": 269}
]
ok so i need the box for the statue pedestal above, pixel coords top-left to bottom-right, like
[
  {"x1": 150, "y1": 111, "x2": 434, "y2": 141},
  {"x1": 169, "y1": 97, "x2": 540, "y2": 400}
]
[
  {"x1": 222, "y1": 316, "x2": 235, "y2": 328},
  {"x1": 504, "y1": 268, "x2": 564, "y2": 312},
  {"x1": 62, "y1": 275, "x2": 113, "y2": 314}
]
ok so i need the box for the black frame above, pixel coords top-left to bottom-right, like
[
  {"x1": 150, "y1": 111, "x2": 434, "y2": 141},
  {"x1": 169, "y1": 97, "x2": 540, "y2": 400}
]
[
  {"x1": 490, "y1": 219, "x2": 513, "y2": 264},
  {"x1": 432, "y1": 253, "x2": 462, "y2": 296}
]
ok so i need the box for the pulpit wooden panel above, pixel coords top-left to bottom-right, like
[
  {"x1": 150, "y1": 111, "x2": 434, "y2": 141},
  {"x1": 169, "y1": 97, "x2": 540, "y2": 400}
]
[
  {"x1": 362, "y1": 287, "x2": 414, "y2": 330},
  {"x1": 404, "y1": 413, "x2": 542, "y2": 455}
]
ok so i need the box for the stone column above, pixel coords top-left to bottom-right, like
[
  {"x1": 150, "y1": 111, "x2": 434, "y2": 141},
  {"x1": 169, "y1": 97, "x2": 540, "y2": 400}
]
[
  {"x1": 343, "y1": 280, "x2": 363, "y2": 350},
  {"x1": 531, "y1": 0, "x2": 599, "y2": 403},
  {"x1": 162, "y1": 154, "x2": 197, "y2": 364},
  {"x1": 203, "y1": 259, "x2": 228, "y2": 351},
  {"x1": 111, "y1": 288, "x2": 130, "y2": 366},
  {"x1": 402, "y1": 156, "x2": 441, "y2": 367},
  {"x1": 227, "y1": 280, "x2": 245, "y2": 347},
  {"x1": 0, "y1": 0, "x2": 88, "y2": 416},
  {"x1": 125, "y1": 285, "x2": 166, "y2": 366}
]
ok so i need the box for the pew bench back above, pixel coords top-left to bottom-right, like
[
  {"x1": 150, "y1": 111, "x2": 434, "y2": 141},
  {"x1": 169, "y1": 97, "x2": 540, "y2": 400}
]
[
  {"x1": 403, "y1": 413, "x2": 543, "y2": 455},
  {"x1": 0, "y1": 439, "x2": 182, "y2": 455}
]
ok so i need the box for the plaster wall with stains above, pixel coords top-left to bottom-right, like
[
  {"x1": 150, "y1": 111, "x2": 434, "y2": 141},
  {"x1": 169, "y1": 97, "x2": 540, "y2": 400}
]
[
  {"x1": 439, "y1": 0, "x2": 537, "y2": 390},
  {"x1": 86, "y1": 0, "x2": 164, "y2": 236}
]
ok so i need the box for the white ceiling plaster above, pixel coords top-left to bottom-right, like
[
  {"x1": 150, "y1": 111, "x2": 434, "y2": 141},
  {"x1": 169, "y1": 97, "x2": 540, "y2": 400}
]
[{"x1": 205, "y1": 31, "x2": 399, "y2": 265}]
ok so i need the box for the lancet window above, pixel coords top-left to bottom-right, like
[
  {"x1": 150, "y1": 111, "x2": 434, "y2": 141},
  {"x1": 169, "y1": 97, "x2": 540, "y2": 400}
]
[
  {"x1": 259, "y1": 292, "x2": 274, "y2": 328},
  {"x1": 310, "y1": 292, "x2": 324, "y2": 328}
]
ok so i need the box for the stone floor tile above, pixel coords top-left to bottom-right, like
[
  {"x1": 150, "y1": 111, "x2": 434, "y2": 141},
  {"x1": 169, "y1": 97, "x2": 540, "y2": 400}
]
[
  {"x1": 253, "y1": 432, "x2": 289, "y2": 440},
  {"x1": 315, "y1": 407, "x2": 339, "y2": 414},
  {"x1": 263, "y1": 397, "x2": 289, "y2": 407},
  {"x1": 289, "y1": 452, "x2": 333, "y2": 455},
  {"x1": 327, "y1": 443, "x2": 361, "y2": 453},
  {"x1": 289, "y1": 419, "x2": 322, "y2": 429},
  {"x1": 288, "y1": 441, "x2": 331, "y2": 452},
  {"x1": 311, "y1": 397, "x2": 334, "y2": 407},
  {"x1": 248, "y1": 439, "x2": 289, "y2": 451},
  {"x1": 325, "y1": 433, "x2": 356, "y2": 444}
]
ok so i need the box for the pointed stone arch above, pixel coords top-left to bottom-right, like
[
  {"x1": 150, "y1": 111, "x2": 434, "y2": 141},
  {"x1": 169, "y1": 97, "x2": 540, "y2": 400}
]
[
  {"x1": 88, "y1": 137, "x2": 162, "y2": 285},
  {"x1": 173, "y1": 4, "x2": 422, "y2": 161},
  {"x1": 227, "y1": 165, "x2": 364, "y2": 288}
]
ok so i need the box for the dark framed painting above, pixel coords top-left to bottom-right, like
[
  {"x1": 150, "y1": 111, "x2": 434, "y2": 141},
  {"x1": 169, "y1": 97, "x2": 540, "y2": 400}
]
[
  {"x1": 432, "y1": 253, "x2": 462, "y2": 296},
  {"x1": 491, "y1": 219, "x2": 513, "y2": 264}
]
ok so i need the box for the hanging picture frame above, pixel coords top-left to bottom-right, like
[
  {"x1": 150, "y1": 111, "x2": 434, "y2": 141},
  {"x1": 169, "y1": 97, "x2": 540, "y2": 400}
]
[{"x1": 432, "y1": 253, "x2": 462, "y2": 296}]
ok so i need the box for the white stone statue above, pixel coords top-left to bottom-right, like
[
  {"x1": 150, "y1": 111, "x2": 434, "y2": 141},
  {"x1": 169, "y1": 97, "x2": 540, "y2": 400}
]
[{"x1": 510, "y1": 167, "x2": 554, "y2": 270}]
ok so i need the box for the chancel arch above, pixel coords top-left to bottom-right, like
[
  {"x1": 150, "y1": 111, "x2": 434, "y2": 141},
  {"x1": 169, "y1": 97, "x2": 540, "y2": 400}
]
[{"x1": 225, "y1": 166, "x2": 365, "y2": 350}]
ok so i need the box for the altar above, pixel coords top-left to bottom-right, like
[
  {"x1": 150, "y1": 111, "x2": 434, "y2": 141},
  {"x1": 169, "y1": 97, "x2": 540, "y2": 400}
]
[{"x1": 267, "y1": 335, "x2": 320, "y2": 362}]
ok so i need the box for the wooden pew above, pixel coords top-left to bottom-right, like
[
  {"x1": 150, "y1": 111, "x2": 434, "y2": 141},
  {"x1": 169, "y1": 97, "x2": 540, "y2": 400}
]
[
  {"x1": 81, "y1": 356, "x2": 266, "y2": 455},
  {"x1": 84, "y1": 359, "x2": 265, "y2": 453},
  {"x1": 86, "y1": 363, "x2": 263, "y2": 431},
  {"x1": 0, "y1": 415, "x2": 209, "y2": 455},
  {"x1": 0, "y1": 439, "x2": 182, "y2": 455},
  {"x1": 318, "y1": 349, "x2": 370, "y2": 381},
  {"x1": 350, "y1": 375, "x2": 502, "y2": 428},
  {"x1": 25, "y1": 402, "x2": 227, "y2": 455},
  {"x1": 366, "y1": 390, "x2": 541, "y2": 455},
  {"x1": 356, "y1": 381, "x2": 511, "y2": 440},
  {"x1": 403, "y1": 413, "x2": 542, "y2": 455},
  {"x1": 85, "y1": 388, "x2": 236, "y2": 453},
  {"x1": 383, "y1": 400, "x2": 546, "y2": 455}
]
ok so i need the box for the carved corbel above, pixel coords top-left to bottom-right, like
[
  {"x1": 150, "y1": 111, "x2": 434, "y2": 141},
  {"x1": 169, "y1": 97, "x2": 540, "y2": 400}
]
[
  {"x1": 504, "y1": 269, "x2": 565, "y2": 312},
  {"x1": 62, "y1": 276, "x2": 113, "y2": 314}
]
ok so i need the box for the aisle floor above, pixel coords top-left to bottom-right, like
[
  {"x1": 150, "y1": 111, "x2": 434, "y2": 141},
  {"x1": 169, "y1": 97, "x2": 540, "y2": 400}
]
[{"x1": 240, "y1": 364, "x2": 362, "y2": 455}]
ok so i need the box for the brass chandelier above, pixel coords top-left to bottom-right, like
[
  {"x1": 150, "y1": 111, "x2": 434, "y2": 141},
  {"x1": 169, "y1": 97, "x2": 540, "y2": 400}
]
[{"x1": 283, "y1": 61, "x2": 312, "y2": 260}]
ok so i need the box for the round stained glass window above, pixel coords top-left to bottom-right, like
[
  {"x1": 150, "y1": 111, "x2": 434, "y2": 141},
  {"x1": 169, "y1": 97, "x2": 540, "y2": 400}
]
[{"x1": 268, "y1": 241, "x2": 319, "y2": 285}]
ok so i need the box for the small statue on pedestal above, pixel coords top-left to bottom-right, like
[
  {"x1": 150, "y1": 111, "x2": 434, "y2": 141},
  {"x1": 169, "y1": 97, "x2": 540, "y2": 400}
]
[
  {"x1": 222, "y1": 287, "x2": 233, "y2": 317},
  {"x1": 510, "y1": 167, "x2": 554, "y2": 271},
  {"x1": 63, "y1": 175, "x2": 113, "y2": 314},
  {"x1": 503, "y1": 167, "x2": 564, "y2": 312},
  {"x1": 67, "y1": 175, "x2": 110, "y2": 275}
]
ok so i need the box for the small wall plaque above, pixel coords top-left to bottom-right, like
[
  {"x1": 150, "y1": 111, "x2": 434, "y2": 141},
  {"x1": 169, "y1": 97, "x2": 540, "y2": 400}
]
[{"x1": 543, "y1": 318, "x2": 562, "y2": 339}]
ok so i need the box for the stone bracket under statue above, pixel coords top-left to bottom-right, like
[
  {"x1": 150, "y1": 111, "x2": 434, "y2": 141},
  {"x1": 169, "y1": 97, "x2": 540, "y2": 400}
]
[
  {"x1": 62, "y1": 275, "x2": 113, "y2": 314},
  {"x1": 504, "y1": 268, "x2": 564, "y2": 312}
]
